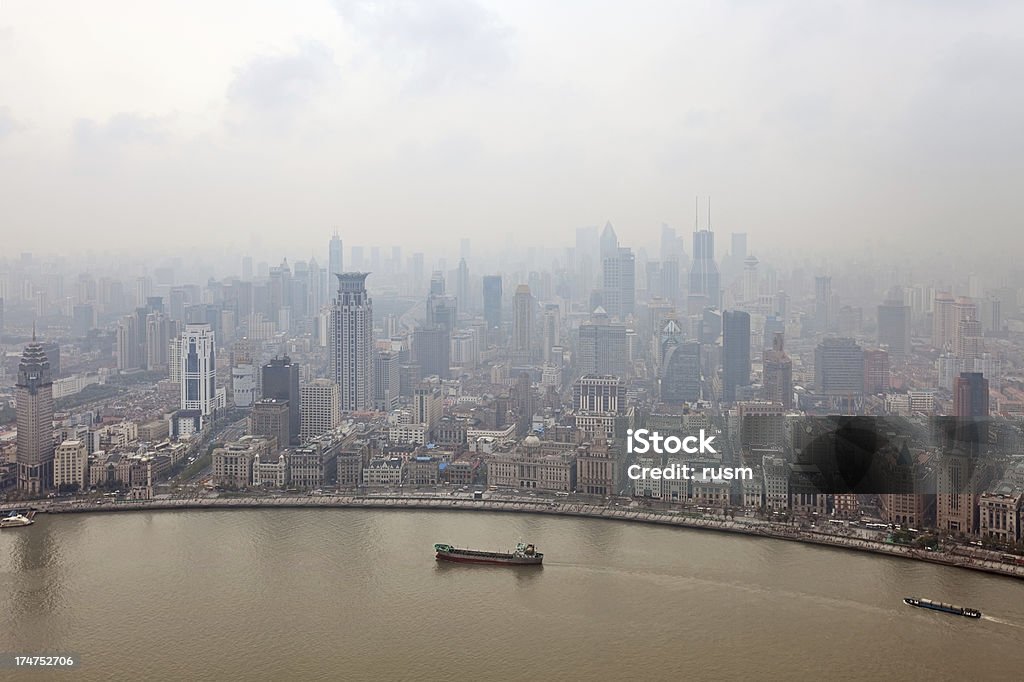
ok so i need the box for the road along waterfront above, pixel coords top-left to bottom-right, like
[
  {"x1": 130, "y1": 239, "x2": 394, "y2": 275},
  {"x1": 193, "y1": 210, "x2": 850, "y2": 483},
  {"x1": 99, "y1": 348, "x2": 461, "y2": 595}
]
[{"x1": 5, "y1": 493, "x2": 1023, "y2": 581}]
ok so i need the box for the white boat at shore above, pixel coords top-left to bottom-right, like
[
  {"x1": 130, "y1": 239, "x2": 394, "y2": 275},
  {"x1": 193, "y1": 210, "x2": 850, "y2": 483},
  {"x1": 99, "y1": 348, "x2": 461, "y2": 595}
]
[{"x1": 0, "y1": 512, "x2": 35, "y2": 528}]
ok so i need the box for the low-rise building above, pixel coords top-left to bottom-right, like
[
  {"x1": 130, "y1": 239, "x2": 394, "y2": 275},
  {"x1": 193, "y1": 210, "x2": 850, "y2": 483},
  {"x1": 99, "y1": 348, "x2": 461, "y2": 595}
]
[
  {"x1": 364, "y1": 458, "x2": 403, "y2": 487},
  {"x1": 53, "y1": 440, "x2": 88, "y2": 491}
]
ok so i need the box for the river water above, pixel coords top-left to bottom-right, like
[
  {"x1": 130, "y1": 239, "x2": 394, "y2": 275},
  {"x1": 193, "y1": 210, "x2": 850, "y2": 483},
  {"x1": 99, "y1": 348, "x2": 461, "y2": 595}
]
[{"x1": 2, "y1": 509, "x2": 1022, "y2": 680}]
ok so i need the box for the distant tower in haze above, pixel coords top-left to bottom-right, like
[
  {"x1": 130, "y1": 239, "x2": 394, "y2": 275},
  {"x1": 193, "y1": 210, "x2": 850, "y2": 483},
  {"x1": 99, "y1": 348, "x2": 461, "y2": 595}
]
[
  {"x1": 329, "y1": 232, "x2": 343, "y2": 279},
  {"x1": 932, "y1": 292, "x2": 955, "y2": 351},
  {"x1": 689, "y1": 198, "x2": 720, "y2": 310},
  {"x1": 456, "y1": 258, "x2": 470, "y2": 312},
  {"x1": 483, "y1": 275, "x2": 503, "y2": 334},
  {"x1": 511, "y1": 285, "x2": 534, "y2": 365},
  {"x1": 814, "y1": 276, "x2": 833, "y2": 333},
  {"x1": 954, "y1": 372, "x2": 989, "y2": 417},
  {"x1": 763, "y1": 332, "x2": 793, "y2": 409},
  {"x1": 602, "y1": 247, "x2": 636, "y2": 320},
  {"x1": 330, "y1": 273, "x2": 373, "y2": 412},
  {"x1": 722, "y1": 310, "x2": 751, "y2": 403},
  {"x1": 877, "y1": 290, "x2": 911, "y2": 361},
  {"x1": 16, "y1": 333, "x2": 55, "y2": 494}
]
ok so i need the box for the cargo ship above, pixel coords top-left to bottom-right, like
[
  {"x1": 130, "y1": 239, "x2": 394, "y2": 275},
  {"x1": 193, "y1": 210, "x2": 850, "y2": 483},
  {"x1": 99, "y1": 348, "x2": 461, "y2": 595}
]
[
  {"x1": 903, "y1": 597, "x2": 981, "y2": 619},
  {"x1": 434, "y1": 542, "x2": 543, "y2": 566}
]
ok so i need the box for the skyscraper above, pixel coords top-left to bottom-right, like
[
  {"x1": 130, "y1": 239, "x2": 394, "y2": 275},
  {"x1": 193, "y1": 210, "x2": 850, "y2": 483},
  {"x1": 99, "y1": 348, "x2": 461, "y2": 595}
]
[
  {"x1": 877, "y1": 294, "x2": 911, "y2": 360},
  {"x1": 262, "y1": 356, "x2": 301, "y2": 445},
  {"x1": 578, "y1": 308, "x2": 627, "y2": 377},
  {"x1": 659, "y1": 319, "x2": 701, "y2": 403},
  {"x1": 814, "y1": 276, "x2": 833, "y2": 333},
  {"x1": 602, "y1": 247, "x2": 636, "y2": 320},
  {"x1": 511, "y1": 285, "x2": 534, "y2": 365},
  {"x1": 330, "y1": 273, "x2": 373, "y2": 412},
  {"x1": 483, "y1": 275, "x2": 503, "y2": 334},
  {"x1": 932, "y1": 292, "x2": 955, "y2": 351},
  {"x1": 954, "y1": 371, "x2": 989, "y2": 417},
  {"x1": 374, "y1": 349, "x2": 399, "y2": 412},
  {"x1": 722, "y1": 310, "x2": 751, "y2": 403},
  {"x1": 300, "y1": 379, "x2": 341, "y2": 441},
  {"x1": 180, "y1": 323, "x2": 219, "y2": 420},
  {"x1": 16, "y1": 335, "x2": 55, "y2": 494},
  {"x1": 689, "y1": 220, "x2": 720, "y2": 310},
  {"x1": 814, "y1": 337, "x2": 864, "y2": 397},
  {"x1": 414, "y1": 325, "x2": 450, "y2": 379},
  {"x1": 863, "y1": 348, "x2": 890, "y2": 395},
  {"x1": 329, "y1": 232, "x2": 343, "y2": 279},
  {"x1": 763, "y1": 332, "x2": 793, "y2": 409},
  {"x1": 456, "y1": 258, "x2": 470, "y2": 312}
]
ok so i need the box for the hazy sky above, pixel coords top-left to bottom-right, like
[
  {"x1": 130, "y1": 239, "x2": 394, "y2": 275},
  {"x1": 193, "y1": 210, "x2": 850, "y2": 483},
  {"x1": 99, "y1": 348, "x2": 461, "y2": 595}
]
[{"x1": 1, "y1": 1, "x2": 1022, "y2": 258}]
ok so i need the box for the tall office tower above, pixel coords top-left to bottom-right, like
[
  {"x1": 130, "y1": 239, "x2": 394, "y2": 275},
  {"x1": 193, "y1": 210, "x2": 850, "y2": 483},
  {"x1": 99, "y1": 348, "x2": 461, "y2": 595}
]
[
  {"x1": 116, "y1": 313, "x2": 142, "y2": 371},
  {"x1": 763, "y1": 332, "x2": 793, "y2": 409},
  {"x1": 731, "y1": 233, "x2": 748, "y2": 261},
  {"x1": 513, "y1": 372, "x2": 535, "y2": 437},
  {"x1": 602, "y1": 247, "x2": 636, "y2": 320},
  {"x1": 877, "y1": 293, "x2": 911, "y2": 360},
  {"x1": 262, "y1": 356, "x2": 301, "y2": 445},
  {"x1": 72, "y1": 303, "x2": 96, "y2": 337},
  {"x1": 689, "y1": 221, "x2": 720, "y2": 310},
  {"x1": 573, "y1": 375, "x2": 627, "y2": 413},
  {"x1": 659, "y1": 319, "x2": 701, "y2": 403},
  {"x1": 511, "y1": 285, "x2": 534, "y2": 365},
  {"x1": 542, "y1": 304, "x2": 560, "y2": 364},
  {"x1": 742, "y1": 255, "x2": 760, "y2": 304},
  {"x1": 954, "y1": 371, "x2": 989, "y2": 417},
  {"x1": 814, "y1": 337, "x2": 865, "y2": 397},
  {"x1": 599, "y1": 221, "x2": 619, "y2": 262},
  {"x1": 329, "y1": 232, "x2": 343, "y2": 279},
  {"x1": 814, "y1": 276, "x2": 833, "y2": 333},
  {"x1": 374, "y1": 349, "x2": 400, "y2": 411},
  {"x1": 429, "y1": 271, "x2": 445, "y2": 296},
  {"x1": 414, "y1": 325, "x2": 450, "y2": 379},
  {"x1": 863, "y1": 348, "x2": 890, "y2": 395},
  {"x1": 482, "y1": 275, "x2": 503, "y2": 334},
  {"x1": 300, "y1": 379, "x2": 340, "y2": 441},
  {"x1": 145, "y1": 312, "x2": 174, "y2": 371},
  {"x1": 231, "y1": 340, "x2": 257, "y2": 408},
  {"x1": 578, "y1": 308, "x2": 628, "y2": 377},
  {"x1": 16, "y1": 335, "x2": 55, "y2": 494},
  {"x1": 250, "y1": 399, "x2": 290, "y2": 451},
  {"x1": 180, "y1": 323, "x2": 218, "y2": 417},
  {"x1": 661, "y1": 258, "x2": 681, "y2": 306},
  {"x1": 722, "y1": 310, "x2": 751, "y2": 403},
  {"x1": 330, "y1": 273, "x2": 373, "y2": 412},
  {"x1": 932, "y1": 292, "x2": 955, "y2": 351},
  {"x1": 307, "y1": 257, "x2": 323, "y2": 313},
  {"x1": 456, "y1": 258, "x2": 470, "y2": 311},
  {"x1": 427, "y1": 294, "x2": 457, "y2": 333}
]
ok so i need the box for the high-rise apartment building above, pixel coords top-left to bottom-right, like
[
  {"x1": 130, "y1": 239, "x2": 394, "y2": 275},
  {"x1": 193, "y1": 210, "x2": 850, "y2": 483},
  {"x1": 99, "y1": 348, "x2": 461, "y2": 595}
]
[
  {"x1": 300, "y1": 379, "x2": 340, "y2": 441},
  {"x1": 16, "y1": 336, "x2": 55, "y2": 494},
  {"x1": 330, "y1": 273, "x2": 373, "y2": 412}
]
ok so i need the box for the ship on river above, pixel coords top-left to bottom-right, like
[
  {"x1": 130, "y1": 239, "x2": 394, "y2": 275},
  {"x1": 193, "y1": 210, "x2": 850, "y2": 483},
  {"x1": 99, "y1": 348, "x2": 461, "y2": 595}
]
[
  {"x1": 903, "y1": 597, "x2": 981, "y2": 618},
  {"x1": 434, "y1": 542, "x2": 543, "y2": 566}
]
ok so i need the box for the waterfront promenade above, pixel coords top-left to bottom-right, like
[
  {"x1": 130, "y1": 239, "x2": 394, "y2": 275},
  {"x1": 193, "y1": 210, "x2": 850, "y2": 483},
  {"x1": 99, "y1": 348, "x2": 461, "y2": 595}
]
[{"x1": 4, "y1": 493, "x2": 1024, "y2": 580}]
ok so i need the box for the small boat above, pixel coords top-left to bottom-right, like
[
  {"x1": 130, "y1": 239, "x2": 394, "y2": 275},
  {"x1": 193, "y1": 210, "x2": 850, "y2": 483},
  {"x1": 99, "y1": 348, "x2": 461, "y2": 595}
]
[
  {"x1": 903, "y1": 597, "x2": 980, "y2": 618},
  {"x1": 434, "y1": 542, "x2": 543, "y2": 566},
  {"x1": 0, "y1": 512, "x2": 35, "y2": 529}
]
